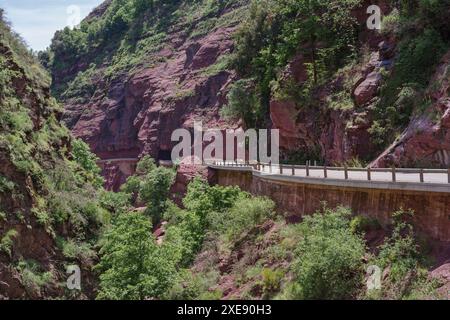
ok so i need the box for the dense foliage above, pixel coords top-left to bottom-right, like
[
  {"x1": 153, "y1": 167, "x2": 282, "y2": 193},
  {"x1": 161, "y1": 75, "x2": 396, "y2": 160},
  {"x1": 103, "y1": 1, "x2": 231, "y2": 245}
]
[
  {"x1": 222, "y1": 0, "x2": 362, "y2": 126},
  {"x1": 96, "y1": 212, "x2": 177, "y2": 299},
  {"x1": 368, "y1": 1, "x2": 450, "y2": 149},
  {"x1": 0, "y1": 10, "x2": 115, "y2": 298},
  {"x1": 291, "y1": 207, "x2": 366, "y2": 299},
  {"x1": 96, "y1": 155, "x2": 443, "y2": 300},
  {"x1": 2, "y1": 0, "x2": 447, "y2": 300},
  {"x1": 96, "y1": 159, "x2": 278, "y2": 300}
]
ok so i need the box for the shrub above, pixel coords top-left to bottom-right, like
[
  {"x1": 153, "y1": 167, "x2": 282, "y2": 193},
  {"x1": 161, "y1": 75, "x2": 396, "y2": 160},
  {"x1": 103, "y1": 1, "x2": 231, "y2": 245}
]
[
  {"x1": 220, "y1": 79, "x2": 261, "y2": 127},
  {"x1": 219, "y1": 196, "x2": 275, "y2": 241},
  {"x1": 350, "y1": 215, "x2": 381, "y2": 234},
  {"x1": 0, "y1": 229, "x2": 18, "y2": 257},
  {"x1": 163, "y1": 179, "x2": 248, "y2": 265},
  {"x1": 183, "y1": 178, "x2": 244, "y2": 223},
  {"x1": 121, "y1": 175, "x2": 141, "y2": 203},
  {"x1": 99, "y1": 190, "x2": 131, "y2": 216},
  {"x1": 17, "y1": 259, "x2": 53, "y2": 294},
  {"x1": 62, "y1": 64, "x2": 97, "y2": 103},
  {"x1": 72, "y1": 139, "x2": 104, "y2": 188},
  {"x1": 135, "y1": 155, "x2": 156, "y2": 176},
  {"x1": 381, "y1": 9, "x2": 401, "y2": 35},
  {"x1": 261, "y1": 268, "x2": 284, "y2": 297},
  {"x1": 375, "y1": 210, "x2": 421, "y2": 284},
  {"x1": 164, "y1": 270, "x2": 204, "y2": 300},
  {"x1": 0, "y1": 175, "x2": 15, "y2": 193},
  {"x1": 164, "y1": 199, "x2": 210, "y2": 266},
  {"x1": 291, "y1": 207, "x2": 366, "y2": 300},
  {"x1": 57, "y1": 238, "x2": 97, "y2": 265},
  {"x1": 395, "y1": 29, "x2": 446, "y2": 87}
]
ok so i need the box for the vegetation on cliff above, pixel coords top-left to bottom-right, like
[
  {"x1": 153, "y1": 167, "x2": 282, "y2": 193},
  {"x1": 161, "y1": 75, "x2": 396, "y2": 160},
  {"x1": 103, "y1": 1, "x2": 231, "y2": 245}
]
[
  {"x1": 1, "y1": 0, "x2": 448, "y2": 300},
  {"x1": 46, "y1": 0, "x2": 450, "y2": 167},
  {"x1": 0, "y1": 10, "x2": 113, "y2": 299},
  {"x1": 47, "y1": 0, "x2": 246, "y2": 103},
  {"x1": 225, "y1": 0, "x2": 450, "y2": 162},
  {"x1": 90, "y1": 158, "x2": 444, "y2": 300},
  {"x1": 226, "y1": 0, "x2": 363, "y2": 127}
]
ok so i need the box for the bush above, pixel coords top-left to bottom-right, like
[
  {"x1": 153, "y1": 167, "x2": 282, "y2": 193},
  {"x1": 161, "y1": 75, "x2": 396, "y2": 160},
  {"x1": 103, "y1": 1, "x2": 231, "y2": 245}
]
[
  {"x1": 96, "y1": 212, "x2": 178, "y2": 300},
  {"x1": 350, "y1": 215, "x2": 381, "y2": 234},
  {"x1": 261, "y1": 268, "x2": 284, "y2": 297},
  {"x1": 0, "y1": 175, "x2": 15, "y2": 193},
  {"x1": 162, "y1": 179, "x2": 248, "y2": 266},
  {"x1": 220, "y1": 79, "x2": 260, "y2": 127},
  {"x1": 99, "y1": 191, "x2": 131, "y2": 216},
  {"x1": 165, "y1": 269, "x2": 223, "y2": 300},
  {"x1": 57, "y1": 238, "x2": 97, "y2": 265},
  {"x1": 291, "y1": 207, "x2": 366, "y2": 300},
  {"x1": 218, "y1": 196, "x2": 275, "y2": 241},
  {"x1": 135, "y1": 155, "x2": 156, "y2": 176},
  {"x1": 183, "y1": 178, "x2": 244, "y2": 223},
  {"x1": 395, "y1": 29, "x2": 446, "y2": 87},
  {"x1": 17, "y1": 259, "x2": 53, "y2": 294},
  {"x1": 375, "y1": 210, "x2": 421, "y2": 284},
  {"x1": 0, "y1": 229, "x2": 18, "y2": 257}
]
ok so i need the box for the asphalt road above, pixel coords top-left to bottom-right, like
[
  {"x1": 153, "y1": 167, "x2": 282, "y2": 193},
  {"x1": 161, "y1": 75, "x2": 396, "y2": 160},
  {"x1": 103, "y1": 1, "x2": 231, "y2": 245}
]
[{"x1": 258, "y1": 166, "x2": 449, "y2": 185}]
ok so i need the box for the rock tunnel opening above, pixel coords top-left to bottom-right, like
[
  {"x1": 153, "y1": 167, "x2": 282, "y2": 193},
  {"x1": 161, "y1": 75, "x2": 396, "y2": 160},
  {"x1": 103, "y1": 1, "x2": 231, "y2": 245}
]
[{"x1": 158, "y1": 149, "x2": 172, "y2": 162}]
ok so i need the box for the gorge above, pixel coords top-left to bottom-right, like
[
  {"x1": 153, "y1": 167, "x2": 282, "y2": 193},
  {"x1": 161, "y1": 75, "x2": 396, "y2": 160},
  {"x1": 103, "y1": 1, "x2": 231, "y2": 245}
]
[{"x1": 1, "y1": 0, "x2": 450, "y2": 300}]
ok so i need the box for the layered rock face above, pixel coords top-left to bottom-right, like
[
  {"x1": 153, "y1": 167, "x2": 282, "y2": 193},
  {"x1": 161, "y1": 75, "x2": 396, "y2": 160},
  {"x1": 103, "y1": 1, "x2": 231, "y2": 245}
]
[
  {"x1": 61, "y1": 5, "x2": 240, "y2": 189},
  {"x1": 59, "y1": 0, "x2": 449, "y2": 193},
  {"x1": 68, "y1": 26, "x2": 235, "y2": 159}
]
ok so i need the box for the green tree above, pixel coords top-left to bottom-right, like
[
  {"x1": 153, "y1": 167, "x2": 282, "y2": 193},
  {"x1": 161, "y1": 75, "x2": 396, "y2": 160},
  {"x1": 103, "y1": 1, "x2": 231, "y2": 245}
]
[
  {"x1": 183, "y1": 177, "x2": 244, "y2": 223},
  {"x1": 96, "y1": 212, "x2": 177, "y2": 300},
  {"x1": 375, "y1": 210, "x2": 421, "y2": 284},
  {"x1": 220, "y1": 79, "x2": 260, "y2": 127},
  {"x1": 232, "y1": 0, "x2": 362, "y2": 126},
  {"x1": 139, "y1": 166, "x2": 176, "y2": 225},
  {"x1": 71, "y1": 139, "x2": 104, "y2": 188},
  {"x1": 278, "y1": 0, "x2": 360, "y2": 83},
  {"x1": 135, "y1": 155, "x2": 156, "y2": 176}
]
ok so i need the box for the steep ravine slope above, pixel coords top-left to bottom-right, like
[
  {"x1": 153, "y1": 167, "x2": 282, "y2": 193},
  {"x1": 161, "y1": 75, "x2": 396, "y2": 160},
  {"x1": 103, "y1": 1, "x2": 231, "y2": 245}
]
[{"x1": 0, "y1": 12, "x2": 106, "y2": 299}]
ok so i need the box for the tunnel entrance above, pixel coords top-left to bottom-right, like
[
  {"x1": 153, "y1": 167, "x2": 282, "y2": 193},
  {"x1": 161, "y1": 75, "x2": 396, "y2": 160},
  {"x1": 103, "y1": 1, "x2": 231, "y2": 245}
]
[{"x1": 158, "y1": 149, "x2": 172, "y2": 161}]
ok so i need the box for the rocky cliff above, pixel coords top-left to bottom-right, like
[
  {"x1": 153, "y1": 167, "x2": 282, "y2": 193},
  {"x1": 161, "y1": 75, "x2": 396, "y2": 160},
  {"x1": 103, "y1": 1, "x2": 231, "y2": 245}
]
[
  {"x1": 50, "y1": 0, "x2": 245, "y2": 189},
  {"x1": 372, "y1": 50, "x2": 450, "y2": 168},
  {"x1": 0, "y1": 12, "x2": 105, "y2": 299},
  {"x1": 50, "y1": 0, "x2": 450, "y2": 191}
]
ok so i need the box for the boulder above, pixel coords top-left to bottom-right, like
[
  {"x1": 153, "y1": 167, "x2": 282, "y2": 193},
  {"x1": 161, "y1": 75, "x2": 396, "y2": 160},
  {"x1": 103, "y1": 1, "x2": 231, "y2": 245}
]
[{"x1": 354, "y1": 71, "x2": 382, "y2": 106}]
